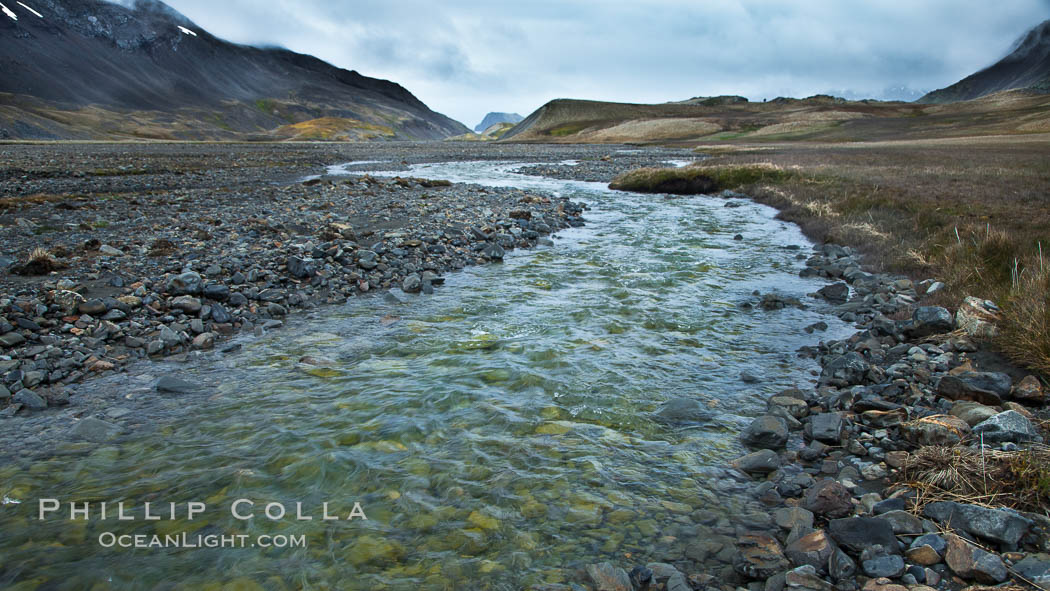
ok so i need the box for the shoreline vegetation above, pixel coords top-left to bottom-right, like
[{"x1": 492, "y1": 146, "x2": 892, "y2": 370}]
[{"x1": 610, "y1": 136, "x2": 1050, "y2": 375}]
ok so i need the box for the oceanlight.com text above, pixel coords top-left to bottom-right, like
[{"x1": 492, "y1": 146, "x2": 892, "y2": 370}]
[{"x1": 97, "y1": 532, "x2": 308, "y2": 549}]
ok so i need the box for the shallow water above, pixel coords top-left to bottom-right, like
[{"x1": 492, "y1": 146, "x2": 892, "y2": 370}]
[{"x1": 0, "y1": 161, "x2": 849, "y2": 590}]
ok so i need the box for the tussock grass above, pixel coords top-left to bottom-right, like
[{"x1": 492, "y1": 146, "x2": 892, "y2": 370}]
[{"x1": 900, "y1": 445, "x2": 1050, "y2": 514}]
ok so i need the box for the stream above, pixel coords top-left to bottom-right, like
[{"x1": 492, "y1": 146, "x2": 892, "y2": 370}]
[{"x1": 0, "y1": 160, "x2": 850, "y2": 590}]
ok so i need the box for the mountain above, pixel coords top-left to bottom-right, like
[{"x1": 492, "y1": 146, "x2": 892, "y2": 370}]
[
  {"x1": 919, "y1": 20, "x2": 1050, "y2": 104},
  {"x1": 473, "y1": 112, "x2": 522, "y2": 133},
  {"x1": 0, "y1": 0, "x2": 469, "y2": 139}
]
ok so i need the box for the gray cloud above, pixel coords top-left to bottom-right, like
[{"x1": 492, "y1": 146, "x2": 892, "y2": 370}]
[{"x1": 156, "y1": 0, "x2": 1050, "y2": 128}]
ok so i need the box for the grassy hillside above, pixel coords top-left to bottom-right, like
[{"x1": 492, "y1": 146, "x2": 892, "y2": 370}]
[{"x1": 503, "y1": 91, "x2": 1050, "y2": 145}]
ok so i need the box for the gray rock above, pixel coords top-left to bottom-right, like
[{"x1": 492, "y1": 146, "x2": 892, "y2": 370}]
[
  {"x1": 742, "y1": 415, "x2": 789, "y2": 449},
  {"x1": 909, "y1": 533, "x2": 947, "y2": 555},
  {"x1": 828, "y1": 517, "x2": 900, "y2": 554},
  {"x1": 171, "y1": 295, "x2": 202, "y2": 315},
  {"x1": 1013, "y1": 554, "x2": 1050, "y2": 590},
  {"x1": 652, "y1": 398, "x2": 712, "y2": 424},
  {"x1": 809, "y1": 413, "x2": 844, "y2": 443},
  {"x1": 0, "y1": 332, "x2": 26, "y2": 347},
  {"x1": 972, "y1": 410, "x2": 1043, "y2": 443},
  {"x1": 482, "y1": 243, "x2": 505, "y2": 260},
  {"x1": 99, "y1": 244, "x2": 124, "y2": 256},
  {"x1": 803, "y1": 479, "x2": 853, "y2": 518},
  {"x1": 817, "y1": 283, "x2": 849, "y2": 303},
  {"x1": 72, "y1": 417, "x2": 120, "y2": 442},
  {"x1": 78, "y1": 298, "x2": 108, "y2": 315},
  {"x1": 785, "y1": 530, "x2": 835, "y2": 570},
  {"x1": 155, "y1": 375, "x2": 201, "y2": 394},
  {"x1": 828, "y1": 548, "x2": 856, "y2": 581},
  {"x1": 147, "y1": 340, "x2": 164, "y2": 355},
  {"x1": 159, "y1": 325, "x2": 181, "y2": 346},
  {"x1": 203, "y1": 284, "x2": 230, "y2": 301},
  {"x1": 973, "y1": 549, "x2": 1008, "y2": 583},
  {"x1": 287, "y1": 256, "x2": 314, "y2": 279},
  {"x1": 775, "y1": 507, "x2": 815, "y2": 531},
  {"x1": 949, "y1": 400, "x2": 999, "y2": 426},
  {"x1": 878, "y1": 510, "x2": 923, "y2": 534},
  {"x1": 13, "y1": 389, "x2": 46, "y2": 410},
  {"x1": 924, "y1": 501, "x2": 1032, "y2": 546},
  {"x1": 356, "y1": 250, "x2": 378, "y2": 270},
  {"x1": 735, "y1": 533, "x2": 790, "y2": 579},
  {"x1": 937, "y1": 371, "x2": 1012, "y2": 406},
  {"x1": 166, "y1": 271, "x2": 203, "y2": 295},
  {"x1": 211, "y1": 304, "x2": 232, "y2": 324},
  {"x1": 0, "y1": 384, "x2": 10, "y2": 400},
  {"x1": 862, "y1": 554, "x2": 905, "y2": 578},
  {"x1": 402, "y1": 273, "x2": 422, "y2": 293},
  {"x1": 732, "y1": 449, "x2": 782, "y2": 474},
  {"x1": 783, "y1": 565, "x2": 833, "y2": 591},
  {"x1": 821, "y1": 352, "x2": 868, "y2": 386},
  {"x1": 906, "y1": 306, "x2": 954, "y2": 337}
]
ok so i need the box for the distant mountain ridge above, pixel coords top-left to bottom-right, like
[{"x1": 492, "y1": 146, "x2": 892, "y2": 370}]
[
  {"x1": 920, "y1": 20, "x2": 1050, "y2": 103},
  {"x1": 474, "y1": 112, "x2": 522, "y2": 132},
  {"x1": 0, "y1": 0, "x2": 469, "y2": 139}
]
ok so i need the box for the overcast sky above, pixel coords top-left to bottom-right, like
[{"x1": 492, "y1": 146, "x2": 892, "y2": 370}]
[{"x1": 158, "y1": 0, "x2": 1050, "y2": 128}]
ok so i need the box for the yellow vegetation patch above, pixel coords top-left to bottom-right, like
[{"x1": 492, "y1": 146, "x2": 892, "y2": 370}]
[{"x1": 274, "y1": 117, "x2": 396, "y2": 141}]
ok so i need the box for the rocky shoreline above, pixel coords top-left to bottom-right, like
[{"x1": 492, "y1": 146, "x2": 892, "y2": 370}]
[{"x1": 556, "y1": 244, "x2": 1050, "y2": 590}]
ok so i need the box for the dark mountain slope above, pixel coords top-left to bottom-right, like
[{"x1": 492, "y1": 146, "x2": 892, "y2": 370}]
[
  {"x1": 920, "y1": 20, "x2": 1050, "y2": 103},
  {"x1": 0, "y1": 0, "x2": 469, "y2": 139}
]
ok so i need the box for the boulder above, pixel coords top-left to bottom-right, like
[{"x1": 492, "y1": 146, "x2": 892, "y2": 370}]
[
  {"x1": 785, "y1": 530, "x2": 836, "y2": 570},
  {"x1": 742, "y1": 415, "x2": 789, "y2": 449},
  {"x1": 732, "y1": 449, "x2": 782, "y2": 474},
  {"x1": 822, "y1": 353, "x2": 869, "y2": 386},
  {"x1": 924, "y1": 501, "x2": 1032, "y2": 546},
  {"x1": 948, "y1": 401, "x2": 999, "y2": 426},
  {"x1": 901, "y1": 415, "x2": 970, "y2": 446},
  {"x1": 808, "y1": 413, "x2": 844, "y2": 443},
  {"x1": 735, "y1": 533, "x2": 790, "y2": 579},
  {"x1": 828, "y1": 517, "x2": 900, "y2": 554},
  {"x1": 817, "y1": 283, "x2": 850, "y2": 304},
  {"x1": 652, "y1": 398, "x2": 713, "y2": 424},
  {"x1": 803, "y1": 480, "x2": 853, "y2": 518},
  {"x1": 1013, "y1": 554, "x2": 1050, "y2": 590},
  {"x1": 783, "y1": 565, "x2": 834, "y2": 591},
  {"x1": 905, "y1": 306, "x2": 953, "y2": 338},
  {"x1": 972, "y1": 410, "x2": 1043, "y2": 443},
  {"x1": 937, "y1": 371, "x2": 1012, "y2": 406},
  {"x1": 1013, "y1": 375, "x2": 1045, "y2": 403},
  {"x1": 165, "y1": 271, "x2": 203, "y2": 295}
]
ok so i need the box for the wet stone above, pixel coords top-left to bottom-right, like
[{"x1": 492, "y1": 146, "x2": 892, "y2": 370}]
[{"x1": 742, "y1": 415, "x2": 789, "y2": 449}]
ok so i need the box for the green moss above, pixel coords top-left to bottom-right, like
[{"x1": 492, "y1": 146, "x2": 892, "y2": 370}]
[{"x1": 548, "y1": 123, "x2": 589, "y2": 137}]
